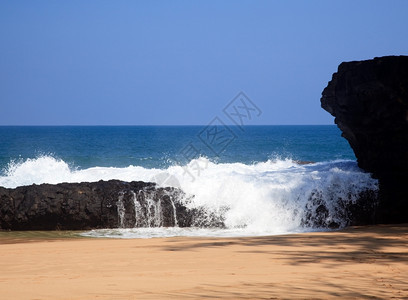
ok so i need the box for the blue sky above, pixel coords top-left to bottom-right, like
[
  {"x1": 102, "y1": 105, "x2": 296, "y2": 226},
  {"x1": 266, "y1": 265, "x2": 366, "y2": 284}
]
[{"x1": 1, "y1": 1, "x2": 407, "y2": 125}]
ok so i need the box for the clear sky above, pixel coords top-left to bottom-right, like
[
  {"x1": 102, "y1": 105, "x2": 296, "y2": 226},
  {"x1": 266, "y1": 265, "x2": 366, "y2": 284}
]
[{"x1": 1, "y1": 1, "x2": 407, "y2": 125}]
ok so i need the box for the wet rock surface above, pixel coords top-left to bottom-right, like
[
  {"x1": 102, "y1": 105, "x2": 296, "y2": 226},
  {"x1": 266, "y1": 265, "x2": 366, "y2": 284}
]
[
  {"x1": 0, "y1": 180, "x2": 192, "y2": 230},
  {"x1": 0, "y1": 178, "x2": 380, "y2": 231}
]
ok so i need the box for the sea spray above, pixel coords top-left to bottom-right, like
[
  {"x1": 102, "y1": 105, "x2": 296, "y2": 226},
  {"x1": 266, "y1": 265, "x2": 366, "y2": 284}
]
[{"x1": 0, "y1": 155, "x2": 379, "y2": 238}]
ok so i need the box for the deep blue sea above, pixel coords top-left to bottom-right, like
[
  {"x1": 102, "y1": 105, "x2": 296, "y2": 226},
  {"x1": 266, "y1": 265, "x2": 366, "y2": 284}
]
[
  {"x1": 0, "y1": 125, "x2": 354, "y2": 170},
  {"x1": 0, "y1": 126, "x2": 378, "y2": 238}
]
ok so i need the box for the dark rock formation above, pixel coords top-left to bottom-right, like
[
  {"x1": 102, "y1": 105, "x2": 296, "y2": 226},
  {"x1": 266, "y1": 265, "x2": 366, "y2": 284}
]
[
  {"x1": 321, "y1": 56, "x2": 408, "y2": 223},
  {"x1": 0, "y1": 178, "x2": 381, "y2": 230},
  {"x1": 0, "y1": 180, "x2": 193, "y2": 230},
  {"x1": 301, "y1": 189, "x2": 379, "y2": 229}
]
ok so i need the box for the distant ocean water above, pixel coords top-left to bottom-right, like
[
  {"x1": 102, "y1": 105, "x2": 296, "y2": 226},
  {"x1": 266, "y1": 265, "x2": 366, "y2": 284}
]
[{"x1": 0, "y1": 126, "x2": 378, "y2": 238}]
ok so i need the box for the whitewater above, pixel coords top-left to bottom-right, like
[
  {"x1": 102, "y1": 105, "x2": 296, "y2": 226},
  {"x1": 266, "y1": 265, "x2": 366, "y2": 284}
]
[{"x1": 0, "y1": 155, "x2": 378, "y2": 238}]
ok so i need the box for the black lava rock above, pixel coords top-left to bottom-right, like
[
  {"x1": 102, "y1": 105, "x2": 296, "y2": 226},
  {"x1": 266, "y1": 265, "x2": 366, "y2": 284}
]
[{"x1": 321, "y1": 56, "x2": 408, "y2": 223}]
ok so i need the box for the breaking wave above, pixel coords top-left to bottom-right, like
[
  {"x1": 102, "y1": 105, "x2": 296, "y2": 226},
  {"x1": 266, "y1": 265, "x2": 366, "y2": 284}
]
[{"x1": 0, "y1": 155, "x2": 378, "y2": 238}]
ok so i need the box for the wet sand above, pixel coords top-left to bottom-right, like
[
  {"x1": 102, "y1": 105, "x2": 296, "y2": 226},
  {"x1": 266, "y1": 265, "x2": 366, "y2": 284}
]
[{"x1": 0, "y1": 224, "x2": 407, "y2": 299}]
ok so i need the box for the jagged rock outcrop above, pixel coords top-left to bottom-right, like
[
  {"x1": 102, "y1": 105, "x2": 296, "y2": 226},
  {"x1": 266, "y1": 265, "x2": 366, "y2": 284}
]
[
  {"x1": 321, "y1": 56, "x2": 408, "y2": 223},
  {"x1": 0, "y1": 180, "x2": 193, "y2": 230},
  {"x1": 0, "y1": 178, "x2": 380, "y2": 231},
  {"x1": 301, "y1": 189, "x2": 379, "y2": 229}
]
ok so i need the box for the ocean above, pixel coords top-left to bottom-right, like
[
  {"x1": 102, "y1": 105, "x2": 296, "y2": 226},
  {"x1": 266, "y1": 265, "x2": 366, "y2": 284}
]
[{"x1": 0, "y1": 125, "x2": 378, "y2": 238}]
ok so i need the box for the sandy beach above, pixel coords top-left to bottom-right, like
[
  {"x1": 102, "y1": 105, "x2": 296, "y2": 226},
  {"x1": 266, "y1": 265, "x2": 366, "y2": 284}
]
[{"x1": 0, "y1": 225, "x2": 407, "y2": 299}]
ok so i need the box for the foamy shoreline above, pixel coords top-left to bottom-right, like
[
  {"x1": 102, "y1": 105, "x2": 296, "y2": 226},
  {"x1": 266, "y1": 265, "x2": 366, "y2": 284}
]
[
  {"x1": 1, "y1": 224, "x2": 407, "y2": 299},
  {"x1": 1, "y1": 156, "x2": 378, "y2": 233}
]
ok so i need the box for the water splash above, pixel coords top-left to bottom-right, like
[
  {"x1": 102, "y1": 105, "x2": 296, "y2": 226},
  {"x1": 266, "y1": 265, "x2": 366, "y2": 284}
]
[{"x1": 0, "y1": 155, "x2": 379, "y2": 238}]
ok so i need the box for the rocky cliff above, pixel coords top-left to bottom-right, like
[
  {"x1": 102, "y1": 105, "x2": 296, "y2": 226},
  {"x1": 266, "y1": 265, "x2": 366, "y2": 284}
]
[{"x1": 321, "y1": 56, "x2": 408, "y2": 222}]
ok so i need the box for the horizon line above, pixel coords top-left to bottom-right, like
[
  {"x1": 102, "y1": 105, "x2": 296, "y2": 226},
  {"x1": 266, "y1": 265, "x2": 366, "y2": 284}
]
[{"x1": 0, "y1": 124, "x2": 336, "y2": 127}]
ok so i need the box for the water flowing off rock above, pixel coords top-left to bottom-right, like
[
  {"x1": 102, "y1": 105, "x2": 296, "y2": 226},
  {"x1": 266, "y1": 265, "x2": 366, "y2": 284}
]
[{"x1": 0, "y1": 180, "x2": 192, "y2": 230}]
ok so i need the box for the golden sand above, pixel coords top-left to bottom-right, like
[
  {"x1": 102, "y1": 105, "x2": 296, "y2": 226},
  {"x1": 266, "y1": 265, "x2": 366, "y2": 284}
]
[{"x1": 0, "y1": 224, "x2": 407, "y2": 299}]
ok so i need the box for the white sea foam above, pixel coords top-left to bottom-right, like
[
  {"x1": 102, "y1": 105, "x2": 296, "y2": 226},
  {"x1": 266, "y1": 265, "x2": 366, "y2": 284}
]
[{"x1": 0, "y1": 155, "x2": 378, "y2": 238}]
